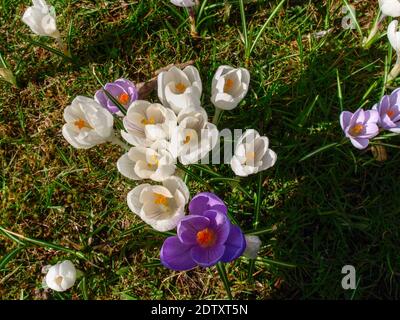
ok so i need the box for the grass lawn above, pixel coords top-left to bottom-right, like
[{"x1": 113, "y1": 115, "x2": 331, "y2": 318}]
[{"x1": 1, "y1": 0, "x2": 400, "y2": 300}]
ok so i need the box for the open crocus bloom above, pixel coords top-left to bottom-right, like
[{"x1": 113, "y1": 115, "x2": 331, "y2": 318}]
[
  {"x1": 388, "y1": 20, "x2": 400, "y2": 54},
  {"x1": 340, "y1": 109, "x2": 379, "y2": 149},
  {"x1": 127, "y1": 176, "x2": 189, "y2": 231},
  {"x1": 45, "y1": 260, "x2": 76, "y2": 292},
  {"x1": 379, "y1": 0, "x2": 400, "y2": 17},
  {"x1": 170, "y1": 107, "x2": 218, "y2": 164},
  {"x1": 211, "y1": 65, "x2": 250, "y2": 111},
  {"x1": 22, "y1": 0, "x2": 60, "y2": 38},
  {"x1": 121, "y1": 100, "x2": 177, "y2": 147},
  {"x1": 160, "y1": 192, "x2": 246, "y2": 271},
  {"x1": 117, "y1": 141, "x2": 176, "y2": 182},
  {"x1": 372, "y1": 88, "x2": 400, "y2": 132},
  {"x1": 95, "y1": 78, "x2": 138, "y2": 115},
  {"x1": 170, "y1": 0, "x2": 196, "y2": 7},
  {"x1": 243, "y1": 235, "x2": 261, "y2": 259},
  {"x1": 157, "y1": 66, "x2": 202, "y2": 114},
  {"x1": 62, "y1": 96, "x2": 114, "y2": 149},
  {"x1": 230, "y1": 129, "x2": 277, "y2": 177}
]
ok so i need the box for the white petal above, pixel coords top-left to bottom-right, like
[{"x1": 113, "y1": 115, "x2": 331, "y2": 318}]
[
  {"x1": 162, "y1": 176, "x2": 190, "y2": 203},
  {"x1": 117, "y1": 153, "x2": 141, "y2": 180},
  {"x1": 230, "y1": 155, "x2": 248, "y2": 177},
  {"x1": 259, "y1": 149, "x2": 277, "y2": 171},
  {"x1": 127, "y1": 184, "x2": 150, "y2": 215}
]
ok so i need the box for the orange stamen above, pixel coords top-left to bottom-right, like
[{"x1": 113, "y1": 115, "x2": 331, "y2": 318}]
[
  {"x1": 349, "y1": 123, "x2": 364, "y2": 136},
  {"x1": 175, "y1": 82, "x2": 187, "y2": 94},
  {"x1": 154, "y1": 193, "x2": 168, "y2": 206},
  {"x1": 196, "y1": 228, "x2": 216, "y2": 247},
  {"x1": 224, "y1": 79, "x2": 234, "y2": 92},
  {"x1": 118, "y1": 93, "x2": 130, "y2": 105},
  {"x1": 74, "y1": 119, "x2": 90, "y2": 130}
]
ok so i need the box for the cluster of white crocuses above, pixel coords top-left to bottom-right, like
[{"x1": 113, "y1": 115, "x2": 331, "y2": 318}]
[{"x1": 61, "y1": 63, "x2": 276, "y2": 235}]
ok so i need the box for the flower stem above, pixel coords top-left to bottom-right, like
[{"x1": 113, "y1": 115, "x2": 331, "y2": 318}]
[
  {"x1": 212, "y1": 107, "x2": 223, "y2": 125},
  {"x1": 56, "y1": 37, "x2": 71, "y2": 58},
  {"x1": 387, "y1": 55, "x2": 400, "y2": 83}
]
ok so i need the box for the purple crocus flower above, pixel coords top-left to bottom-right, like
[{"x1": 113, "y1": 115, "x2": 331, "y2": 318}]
[
  {"x1": 340, "y1": 108, "x2": 379, "y2": 150},
  {"x1": 95, "y1": 78, "x2": 138, "y2": 114},
  {"x1": 160, "y1": 192, "x2": 246, "y2": 271},
  {"x1": 372, "y1": 88, "x2": 400, "y2": 133}
]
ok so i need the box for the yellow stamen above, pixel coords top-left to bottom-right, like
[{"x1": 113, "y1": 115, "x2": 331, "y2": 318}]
[
  {"x1": 224, "y1": 79, "x2": 235, "y2": 92},
  {"x1": 154, "y1": 193, "x2": 169, "y2": 206},
  {"x1": 118, "y1": 93, "x2": 130, "y2": 105},
  {"x1": 141, "y1": 117, "x2": 155, "y2": 125},
  {"x1": 183, "y1": 135, "x2": 191, "y2": 144},
  {"x1": 147, "y1": 155, "x2": 159, "y2": 168},
  {"x1": 349, "y1": 124, "x2": 364, "y2": 136},
  {"x1": 175, "y1": 82, "x2": 187, "y2": 94},
  {"x1": 74, "y1": 118, "x2": 91, "y2": 130}
]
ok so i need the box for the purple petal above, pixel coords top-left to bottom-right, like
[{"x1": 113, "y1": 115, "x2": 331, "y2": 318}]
[
  {"x1": 115, "y1": 78, "x2": 138, "y2": 101},
  {"x1": 351, "y1": 108, "x2": 364, "y2": 125},
  {"x1": 95, "y1": 89, "x2": 108, "y2": 108},
  {"x1": 189, "y1": 192, "x2": 228, "y2": 216},
  {"x1": 160, "y1": 236, "x2": 197, "y2": 271},
  {"x1": 364, "y1": 110, "x2": 379, "y2": 124},
  {"x1": 202, "y1": 210, "x2": 230, "y2": 245},
  {"x1": 340, "y1": 111, "x2": 353, "y2": 131},
  {"x1": 358, "y1": 123, "x2": 379, "y2": 139},
  {"x1": 190, "y1": 244, "x2": 225, "y2": 267},
  {"x1": 177, "y1": 215, "x2": 210, "y2": 245},
  {"x1": 220, "y1": 224, "x2": 246, "y2": 263},
  {"x1": 104, "y1": 82, "x2": 126, "y2": 97},
  {"x1": 349, "y1": 137, "x2": 369, "y2": 150},
  {"x1": 390, "y1": 89, "x2": 400, "y2": 106}
]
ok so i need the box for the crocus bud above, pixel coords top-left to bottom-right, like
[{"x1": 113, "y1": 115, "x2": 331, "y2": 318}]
[{"x1": 45, "y1": 260, "x2": 76, "y2": 292}]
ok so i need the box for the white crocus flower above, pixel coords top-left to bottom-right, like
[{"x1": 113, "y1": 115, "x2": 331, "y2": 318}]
[
  {"x1": 45, "y1": 260, "x2": 76, "y2": 292},
  {"x1": 157, "y1": 66, "x2": 202, "y2": 114},
  {"x1": 121, "y1": 100, "x2": 177, "y2": 147},
  {"x1": 379, "y1": 0, "x2": 400, "y2": 17},
  {"x1": 62, "y1": 96, "x2": 114, "y2": 149},
  {"x1": 22, "y1": 0, "x2": 60, "y2": 39},
  {"x1": 117, "y1": 141, "x2": 176, "y2": 182},
  {"x1": 170, "y1": 0, "x2": 196, "y2": 7},
  {"x1": 211, "y1": 65, "x2": 250, "y2": 111},
  {"x1": 243, "y1": 235, "x2": 262, "y2": 259},
  {"x1": 127, "y1": 176, "x2": 189, "y2": 231},
  {"x1": 170, "y1": 107, "x2": 219, "y2": 165},
  {"x1": 387, "y1": 20, "x2": 400, "y2": 81},
  {"x1": 230, "y1": 129, "x2": 277, "y2": 177}
]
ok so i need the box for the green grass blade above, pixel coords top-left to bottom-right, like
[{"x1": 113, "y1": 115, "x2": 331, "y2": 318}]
[
  {"x1": 23, "y1": 37, "x2": 74, "y2": 62},
  {"x1": 239, "y1": 0, "x2": 249, "y2": 58},
  {"x1": 342, "y1": 0, "x2": 363, "y2": 40},
  {"x1": 0, "y1": 226, "x2": 87, "y2": 260},
  {"x1": 216, "y1": 262, "x2": 232, "y2": 300},
  {"x1": 299, "y1": 142, "x2": 340, "y2": 162},
  {"x1": 0, "y1": 246, "x2": 25, "y2": 269},
  {"x1": 249, "y1": 0, "x2": 286, "y2": 56},
  {"x1": 258, "y1": 257, "x2": 296, "y2": 268}
]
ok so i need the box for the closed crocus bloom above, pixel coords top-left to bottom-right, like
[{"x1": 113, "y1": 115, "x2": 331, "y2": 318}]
[
  {"x1": 372, "y1": 88, "x2": 400, "y2": 132},
  {"x1": 160, "y1": 192, "x2": 246, "y2": 271},
  {"x1": 121, "y1": 100, "x2": 177, "y2": 147},
  {"x1": 170, "y1": 0, "x2": 196, "y2": 7},
  {"x1": 243, "y1": 235, "x2": 261, "y2": 259},
  {"x1": 62, "y1": 96, "x2": 114, "y2": 149},
  {"x1": 157, "y1": 66, "x2": 202, "y2": 114},
  {"x1": 117, "y1": 141, "x2": 176, "y2": 182},
  {"x1": 45, "y1": 260, "x2": 76, "y2": 292},
  {"x1": 95, "y1": 78, "x2": 138, "y2": 115},
  {"x1": 22, "y1": 0, "x2": 60, "y2": 38},
  {"x1": 340, "y1": 109, "x2": 379, "y2": 149},
  {"x1": 379, "y1": 0, "x2": 400, "y2": 17},
  {"x1": 230, "y1": 129, "x2": 277, "y2": 177},
  {"x1": 170, "y1": 107, "x2": 219, "y2": 164},
  {"x1": 211, "y1": 65, "x2": 250, "y2": 111},
  {"x1": 127, "y1": 176, "x2": 189, "y2": 231},
  {"x1": 388, "y1": 20, "x2": 400, "y2": 52}
]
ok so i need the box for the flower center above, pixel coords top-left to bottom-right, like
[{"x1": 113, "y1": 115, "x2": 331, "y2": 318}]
[
  {"x1": 141, "y1": 117, "x2": 156, "y2": 125},
  {"x1": 387, "y1": 109, "x2": 395, "y2": 119},
  {"x1": 196, "y1": 228, "x2": 216, "y2": 247},
  {"x1": 183, "y1": 135, "x2": 191, "y2": 144},
  {"x1": 54, "y1": 276, "x2": 63, "y2": 286},
  {"x1": 147, "y1": 155, "x2": 159, "y2": 168},
  {"x1": 154, "y1": 193, "x2": 169, "y2": 206},
  {"x1": 224, "y1": 79, "x2": 235, "y2": 92},
  {"x1": 349, "y1": 123, "x2": 364, "y2": 136},
  {"x1": 175, "y1": 82, "x2": 187, "y2": 94},
  {"x1": 74, "y1": 118, "x2": 91, "y2": 130},
  {"x1": 118, "y1": 93, "x2": 130, "y2": 105}
]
